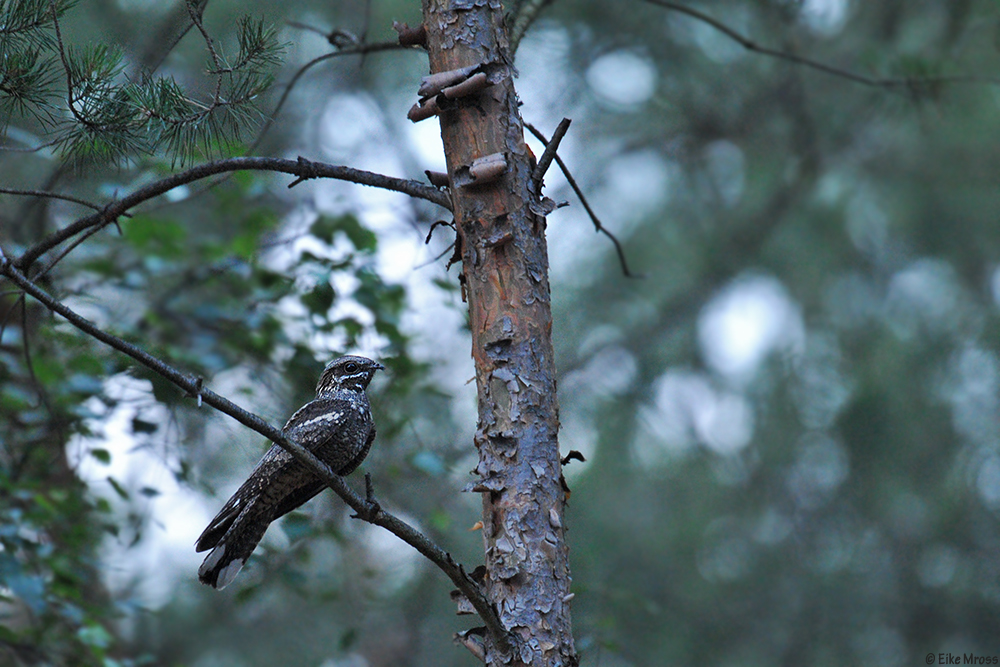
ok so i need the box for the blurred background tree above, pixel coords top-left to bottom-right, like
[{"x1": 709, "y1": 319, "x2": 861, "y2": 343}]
[{"x1": 2, "y1": 0, "x2": 1000, "y2": 665}]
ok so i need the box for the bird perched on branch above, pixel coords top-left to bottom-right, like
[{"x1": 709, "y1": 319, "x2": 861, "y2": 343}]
[{"x1": 195, "y1": 355, "x2": 384, "y2": 589}]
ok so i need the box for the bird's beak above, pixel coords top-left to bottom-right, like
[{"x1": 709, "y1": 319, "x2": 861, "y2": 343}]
[{"x1": 374, "y1": 362, "x2": 386, "y2": 371}]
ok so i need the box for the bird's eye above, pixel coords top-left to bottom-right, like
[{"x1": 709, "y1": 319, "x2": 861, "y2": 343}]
[{"x1": 344, "y1": 362, "x2": 358, "y2": 373}]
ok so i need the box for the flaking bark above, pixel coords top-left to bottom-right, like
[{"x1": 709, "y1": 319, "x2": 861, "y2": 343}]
[{"x1": 421, "y1": 1, "x2": 577, "y2": 665}]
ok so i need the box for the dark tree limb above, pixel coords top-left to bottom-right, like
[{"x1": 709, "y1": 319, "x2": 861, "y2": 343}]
[
  {"x1": 0, "y1": 251, "x2": 509, "y2": 651},
  {"x1": 645, "y1": 0, "x2": 1000, "y2": 90},
  {"x1": 15, "y1": 156, "x2": 452, "y2": 272}
]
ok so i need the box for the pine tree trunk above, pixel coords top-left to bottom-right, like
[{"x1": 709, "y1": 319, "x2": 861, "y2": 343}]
[{"x1": 421, "y1": 2, "x2": 577, "y2": 665}]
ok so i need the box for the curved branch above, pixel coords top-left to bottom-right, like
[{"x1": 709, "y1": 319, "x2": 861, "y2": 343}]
[
  {"x1": 250, "y1": 41, "x2": 412, "y2": 153},
  {"x1": 646, "y1": 0, "x2": 1000, "y2": 89},
  {"x1": 0, "y1": 253, "x2": 509, "y2": 652},
  {"x1": 15, "y1": 156, "x2": 452, "y2": 271},
  {"x1": 525, "y1": 123, "x2": 642, "y2": 278}
]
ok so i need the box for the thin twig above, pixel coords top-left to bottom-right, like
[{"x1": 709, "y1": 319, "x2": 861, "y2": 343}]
[
  {"x1": 0, "y1": 139, "x2": 60, "y2": 154},
  {"x1": 0, "y1": 188, "x2": 107, "y2": 212},
  {"x1": 416, "y1": 241, "x2": 457, "y2": 270},
  {"x1": 525, "y1": 123, "x2": 642, "y2": 278},
  {"x1": 0, "y1": 256, "x2": 511, "y2": 655},
  {"x1": 48, "y1": 0, "x2": 89, "y2": 128},
  {"x1": 285, "y1": 21, "x2": 330, "y2": 38},
  {"x1": 645, "y1": 0, "x2": 1000, "y2": 89},
  {"x1": 15, "y1": 156, "x2": 452, "y2": 271},
  {"x1": 509, "y1": 0, "x2": 552, "y2": 56},
  {"x1": 359, "y1": 0, "x2": 376, "y2": 69},
  {"x1": 141, "y1": 0, "x2": 209, "y2": 74},
  {"x1": 249, "y1": 41, "x2": 411, "y2": 154},
  {"x1": 19, "y1": 298, "x2": 63, "y2": 446},
  {"x1": 33, "y1": 223, "x2": 108, "y2": 281},
  {"x1": 531, "y1": 117, "x2": 571, "y2": 188},
  {"x1": 186, "y1": 0, "x2": 224, "y2": 104}
]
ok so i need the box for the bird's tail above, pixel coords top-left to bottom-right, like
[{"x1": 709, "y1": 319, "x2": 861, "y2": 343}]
[{"x1": 196, "y1": 502, "x2": 271, "y2": 589}]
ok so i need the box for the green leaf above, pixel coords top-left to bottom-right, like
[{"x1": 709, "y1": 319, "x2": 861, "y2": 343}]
[
  {"x1": 90, "y1": 449, "x2": 111, "y2": 465},
  {"x1": 309, "y1": 216, "x2": 340, "y2": 244},
  {"x1": 301, "y1": 281, "x2": 335, "y2": 315},
  {"x1": 309, "y1": 214, "x2": 377, "y2": 252},
  {"x1": 130, "y1": 417, "x2": 158, "y2": 434},
  {"x1": 106, "y1": 477, "x2": 129, "y2": 500},
  {"x1": 234, "y1": 583, "x2": 261, "y2": 605}
]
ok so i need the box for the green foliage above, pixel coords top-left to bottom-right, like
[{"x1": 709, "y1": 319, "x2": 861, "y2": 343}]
[
  {"x1": 0, "y1": 462, "x2": 121, "y2": 665},
  {"x1": 1, "y1": 171, "x2": 421, "y2": 662},
  {"x1": 0, "y1": 0, "x2": 282, "y2": 165}
]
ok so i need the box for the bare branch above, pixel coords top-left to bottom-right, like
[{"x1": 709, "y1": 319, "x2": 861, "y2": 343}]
[
  {"x1": 250, "y1": 41, "x2": 413, "y2": 154},
  {"x1": 0, "y1": 187, "x2": 107, "y2": 212},
  {"x1": 645, "y1": 0, "x2": 1000, "y2": 89},
  {"x1": 0, "y1": 254, "x2": 507, "y2": 649},
  {"x1": 140, "y1": 0, "x2": 209, "y2": 74},
  {"x1": 525, "y1": 122, "x2": 642, "y2": 279},
  {"x1": 33, "y1": 223, "x2": 108, "y2": 282},
  {"x1": 531, "y1": 117, "x2": 570, "y2": 188},
  {"x1": 15, "y1": 156, "x2": 452, "y2": 271}
]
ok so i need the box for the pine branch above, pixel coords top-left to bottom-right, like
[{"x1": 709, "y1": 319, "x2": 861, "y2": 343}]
[{"x1": 33, "y1": 0, "x2": 284, "y2": 165}]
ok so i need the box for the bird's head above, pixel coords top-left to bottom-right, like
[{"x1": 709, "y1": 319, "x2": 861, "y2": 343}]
[{"x1": 315, "y1": 355, "x2": 384, "y2": 395}]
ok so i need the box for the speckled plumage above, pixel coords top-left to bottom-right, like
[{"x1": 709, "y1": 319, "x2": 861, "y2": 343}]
[{"x1": 195, "y1": 355, "x2": 383, "y2": 589}]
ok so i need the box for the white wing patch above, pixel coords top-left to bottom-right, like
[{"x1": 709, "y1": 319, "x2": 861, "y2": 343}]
[
  {"x1": 298, "y1": 412, "x2": 342, "y2": 429},
  {"x1": 198, "y1": 543, "x2": 246, "y2": 590},
  {"x1": 216, "y1": 559, "x2": 246, "y2": 590},
  {"x1": 199, "y1": 544, "x2": 226, "y2": 574}
]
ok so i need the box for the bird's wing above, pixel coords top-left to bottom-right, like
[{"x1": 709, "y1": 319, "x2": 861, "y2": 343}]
[
  {"x1": 281, "y1": 396, "x2": 355, "y2": 451},
  {"x1": 194, "y1": 397, "x2": 356, "y2": 553}
]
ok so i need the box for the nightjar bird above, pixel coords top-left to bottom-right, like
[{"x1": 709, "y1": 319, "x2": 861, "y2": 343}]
[{"x1": 195, "y1": 355, "x2": 383, "y2": 589}]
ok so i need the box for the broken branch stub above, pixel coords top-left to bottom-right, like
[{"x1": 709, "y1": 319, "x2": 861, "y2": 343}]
[
  {"x1": 467, "y1": 152, "x2": 507, "y2": 185},
  {"x1": 393, "y1": 21, "x2": 427, "y2": 47},
  {"x1": 419, "y1": 65, "x2": 479, "y2": 97}
]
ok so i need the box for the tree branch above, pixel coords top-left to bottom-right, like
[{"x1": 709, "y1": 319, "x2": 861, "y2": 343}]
[
  {"x1": 645, "y1": 0, "x2": 1000, "y2": 89},
  {"x1": 0, "y1": 187, "x2": 111, "y2": 212},
  {"x1": 250, "y1": 40, "x2": 413, "y2": 154},
  {"x1": 525, "y1": 122, "x2": 642, "y2": 279},
  {"x1": 0, "y1": 251, "x2": 508, "y2": 651},
  {"x1": 15, "y1": 156, "x2": 452, "y2": 272},
  {"x1": 531, "y1": 117, "x2": 570, "y2": 189}
]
